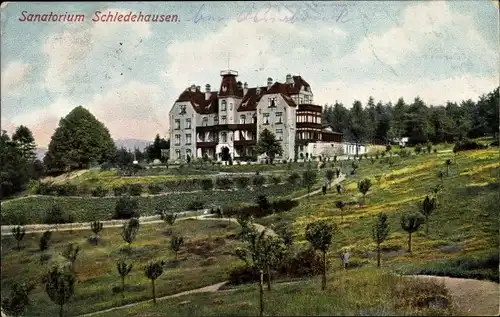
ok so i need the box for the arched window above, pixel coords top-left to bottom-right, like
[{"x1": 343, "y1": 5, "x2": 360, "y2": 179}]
[{"x1": 221, "y1": 100, "x2": 227, "y2": 111}]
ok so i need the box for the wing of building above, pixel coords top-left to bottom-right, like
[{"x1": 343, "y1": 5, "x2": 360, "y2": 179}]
[{"x1": 169, "y1": 70, "x2": 353, "y2": 163}]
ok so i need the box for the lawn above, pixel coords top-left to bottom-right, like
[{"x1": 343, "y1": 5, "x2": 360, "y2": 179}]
[
  {"x1": 0, "y1": 219, "x2": 243, "y2": 317},
  {"x1": 256, "y1": 148, "x2": 500, "y2": 281},
  {"x1": 98, "y1": 267, "x2": 458, "y2": 317},
  {"x1": 1, "y1": 184, "x2": 302, "y2": 225}
]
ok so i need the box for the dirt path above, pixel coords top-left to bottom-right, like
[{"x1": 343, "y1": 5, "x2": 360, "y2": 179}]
[{"x1": 410, "y1": 275, "x2": 499, "y2": 316}]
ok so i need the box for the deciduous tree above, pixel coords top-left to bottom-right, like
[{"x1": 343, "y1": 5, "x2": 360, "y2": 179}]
[
  {"x1": 400, "y1": 212, "x2": 425, "y2": 253},
  {"x1": 12, "y1": 226, "x2": 26, "y2": 251},
  {"x1": 144, "y1": 260, "x2": 165, "y2": 304},
  {"x1": 43, "y1": 265, "x2": 76, "y2": 317},
  {"x1": 305, "y1": 220, "x2": 336, "y2": 290},
  {"x1": 372, "y1": 213, "x2": 390, "y2": 267},
  {"x1": 116, "y1": 259, "x2": 133, "y2": 298}
]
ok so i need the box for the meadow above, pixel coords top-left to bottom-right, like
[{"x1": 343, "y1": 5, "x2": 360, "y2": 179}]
[
  {"x1": 1, "y1": 219, "x2": 243, "y2": 316},
  {"x1": 257, "y1": 148, "x2": 499, "y2": 281},
  {"x1": 1, "y1": 145, "x2": 498, "y2": 317},
  {"x1": 98, "y1": 267, "x2": 458, "y2": 317}
]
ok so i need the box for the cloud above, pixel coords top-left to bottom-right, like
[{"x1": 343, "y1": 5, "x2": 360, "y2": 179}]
[
  {"x1": 316, "y1": 74, "x2": 499, "y2": 107},
  {"x1": 1, "y1": 61, "x2": 32, "y2": 95},
  {"x1": 351, "y1": 2, "x2": 497, "y2": 69},
  {"x1": 42, "y1": 9, "x2": 152, "y2": 94},
  {"x1": 161, "y1": 6, "x2": 347, "y2": 95},
  {"x1": 6, "y1": 81, "x2": 167, "y2": 147}
]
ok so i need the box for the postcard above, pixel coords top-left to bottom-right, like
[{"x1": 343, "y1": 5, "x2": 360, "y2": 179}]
[{"x1": 1, "y1": 1, "x2": 499, "y2": 317}]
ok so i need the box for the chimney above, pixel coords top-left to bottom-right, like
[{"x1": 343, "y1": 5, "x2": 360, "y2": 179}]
[
  {"x1": 196, "y1": 85, "x2": 201, "y2": 91},
  {"x1": 205, "y1": 84, "x2": 211, "y2": 100},
  {"x1": 190, "y1": 84, "x2": 196, "y2": 92},
  {"x1": 243, "y1": 82, "x2": 248, "y2": 96},
  {"x1": 237, "y1": 81, "x2": 242, "y2": 90},
  {"x1": 286, "y1": 74, "x2": 293, "y2": 84},
  {"x1": 256, "y1": 86, "x2": 261, "y2": 95},
  {"x1": 267, "y1": 77, "x2": 273, "y2": 89}
]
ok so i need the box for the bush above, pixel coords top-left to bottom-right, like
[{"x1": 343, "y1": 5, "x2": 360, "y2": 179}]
[
  {"x1": 272, "y1": 199, "x2": 299, "y2": 213},
  {"x1": 200, "y1": 178, "x2": 214, "y2": 191},
  {"x1": 187, "y1": 200, "x2": 204, "y2": 211},
  {"x1": 147, "y1": 183, "x2": 163, "y2": 195},
  {"x1": 215, "y1": 177, "x2": 233, "y2": 190},
  {"x1": 287, "y1": 172, "x2": 300, "y2": 186},
  {"x1": 235, "y1": 176, "x2": 250, "y2": 189},
  {"x1": 113, "y1": 185, "x2": 128, "y2": 196},
  {"x1": 44, "y1": 205, "x2": 73, "y2": 224},
  {"x1": 91, "y1": 185, "x2": 108, "y2": 197},
  {"x1": 113, "y1": 196, "x2": 140, "y2": 219},
  {"x1": 252, "y1": 175, "x2": 266, "y2": 187},
  {"x1": 270, "y1": 175, "x2": 281, "y2": 185},
  {"x1": 34, "y1": 181, "x2": 56, "y2": 195},
  {"x1": 278, "y1": 247, "x2": 328, "y2": 278},
  {"x1": 128, "y1": 184, "x2": 143, "y2": 196},
  {"x1": 453, "y1": 138, "x2": 488, "y2": 152},
  {"x1": 414, "y1": 144, "x2": 423, "y2": 154},
  {"x1": 53, "y1": 184, "x2": 78, "y2": 196},
  {"x1": 398, "y1": 149, "x2": 411, "y2": 158},
  {"x1": 100, "y1": 162, "x2": 114, "y2": 171},
  {"x1": 228, "y1": 265, "x2": 269, "y2": 286}
]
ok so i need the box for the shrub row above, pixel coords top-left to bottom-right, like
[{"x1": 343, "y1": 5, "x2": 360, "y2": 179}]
[
  {"x1": 453, "y1": 138, "x2": 488, "y2": 152},
  {"x1": 223, "y1": 198, "x2": 299, "y2": 218}
]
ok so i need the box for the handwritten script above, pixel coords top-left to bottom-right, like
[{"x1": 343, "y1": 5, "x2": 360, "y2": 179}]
[{"x1": 189, "y1": 3, "x2": 352, "y2": 24}]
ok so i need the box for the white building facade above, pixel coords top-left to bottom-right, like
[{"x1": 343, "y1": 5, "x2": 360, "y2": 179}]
[{"x1": 169, "y1": 70, "x2": 356, "y2": 163}]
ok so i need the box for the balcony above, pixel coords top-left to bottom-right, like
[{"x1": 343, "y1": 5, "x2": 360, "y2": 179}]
[
  {"x1": 296, "y1": 122, "x2": 322, "y2": 129},
  {"x1": 196, "y1": 123, "x2": 256, "y2": 133},
  {"x1": 196, "y1": 141, "x2": 218, "y2": 148},
  {"x1": 234, "y1": 139, "x2": 256, "y2": 146}
]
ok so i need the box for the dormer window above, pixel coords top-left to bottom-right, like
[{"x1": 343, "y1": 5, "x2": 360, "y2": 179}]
[
  {"x1": 240, "y1": 115, "x2": 246, "y2": 124},
  {"x1": 202, "y1": 117, "x2": 208, "y2": 126},
  {"x1": 229, "y1": 103, "x2": 233, "y2": 111},
  {"x1": 221, "y1": 100, "x2": 227, "y2": 111},
  {"x1": 268, "y1": 97, "x2": 277, "y2": 108},
  {"x1": 179, "y1": 105, "x2": 186, "y2": 115},
  {"x1": 221, "y1": 116, "x2": 227, "y2": 124},
  {"x1": 214, "y1": 116, "x2": 219, "y2": 125}
]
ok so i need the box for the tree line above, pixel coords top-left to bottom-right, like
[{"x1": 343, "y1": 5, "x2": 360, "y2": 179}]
[
  {"x1": 323, "y1": 87, "x2": 499, "y2": 145},
  {"x1": 1, "y1": 106, "x2": 170, "y2": 200}
]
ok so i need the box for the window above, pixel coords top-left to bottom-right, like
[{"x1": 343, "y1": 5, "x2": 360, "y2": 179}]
[
  {"x1": 304, "y1": 96, "x2": 309, "y2": 104},
  {"x1": 276, "y1": 129, "x2": 283, "y2": 141},
  {"x1": 299, "y1": 97, "x2": 303, "y2": 104},
  {"x1": 186, "y1": 134, "x2": 192, "y2": 145},
  {"x1": 179, "y1": 105, "x2": 186, "y2": 115},
  {"x1": 214, "y1": 116, "x2": 219, "y2": 125},
  {"x1": 229, "y1": 103, "x2": 233, "y2": 111},
  {"x1": 240, "y1": 115, "x2": 246, "y2": 124},
  {"x1": 221, "y1": 100, "x2": 227, "y2": 111},
  {"x1": 186, "y1": 149, "x2": 192, "y2": 158},
  {"x1": 175, "y1": 149, "x2": 181, "y2": 159},
  {"x1": 174, "y1": 119, "x2": 180, "y2": 130},
  {"x1": 263, "y1": 113, "x2": 270, "y2": 125},
  {"x1": 186, "y1": 118, "x2": 191, "y2": 129},
  {"x1": 202, "y1": 117, "x2": 208, "y2": 126},
  {"x1": 175, "y1": 134, "x2": 181, "y2": 145},
  {"x1": 275, "y1": 112, "x2": 283, "y2": 124},
  {"x1": 221, "y1": 132, "x2": 227, "y2": 143},
  {"x1": 221, "y1": 116, "x2": 227, "y2": 124},
  {"x1": 268, "y1": 97, "x2": 277, "y2": 107}
]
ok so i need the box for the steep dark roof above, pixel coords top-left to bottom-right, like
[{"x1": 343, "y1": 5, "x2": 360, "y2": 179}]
[
  {"x1": 176, "y1": 89, "x2": 219, "y2": 114},
  {"x1": 237, "y1": 86, "x2": 267, "y2": 111},
  {"x1": 176, "y1": 73, "x2": 311, "y2": 113}
]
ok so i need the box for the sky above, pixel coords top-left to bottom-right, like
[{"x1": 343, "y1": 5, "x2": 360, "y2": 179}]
[{"x1": 1, "y1": 1, "x2": 498, "y2": 148}]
